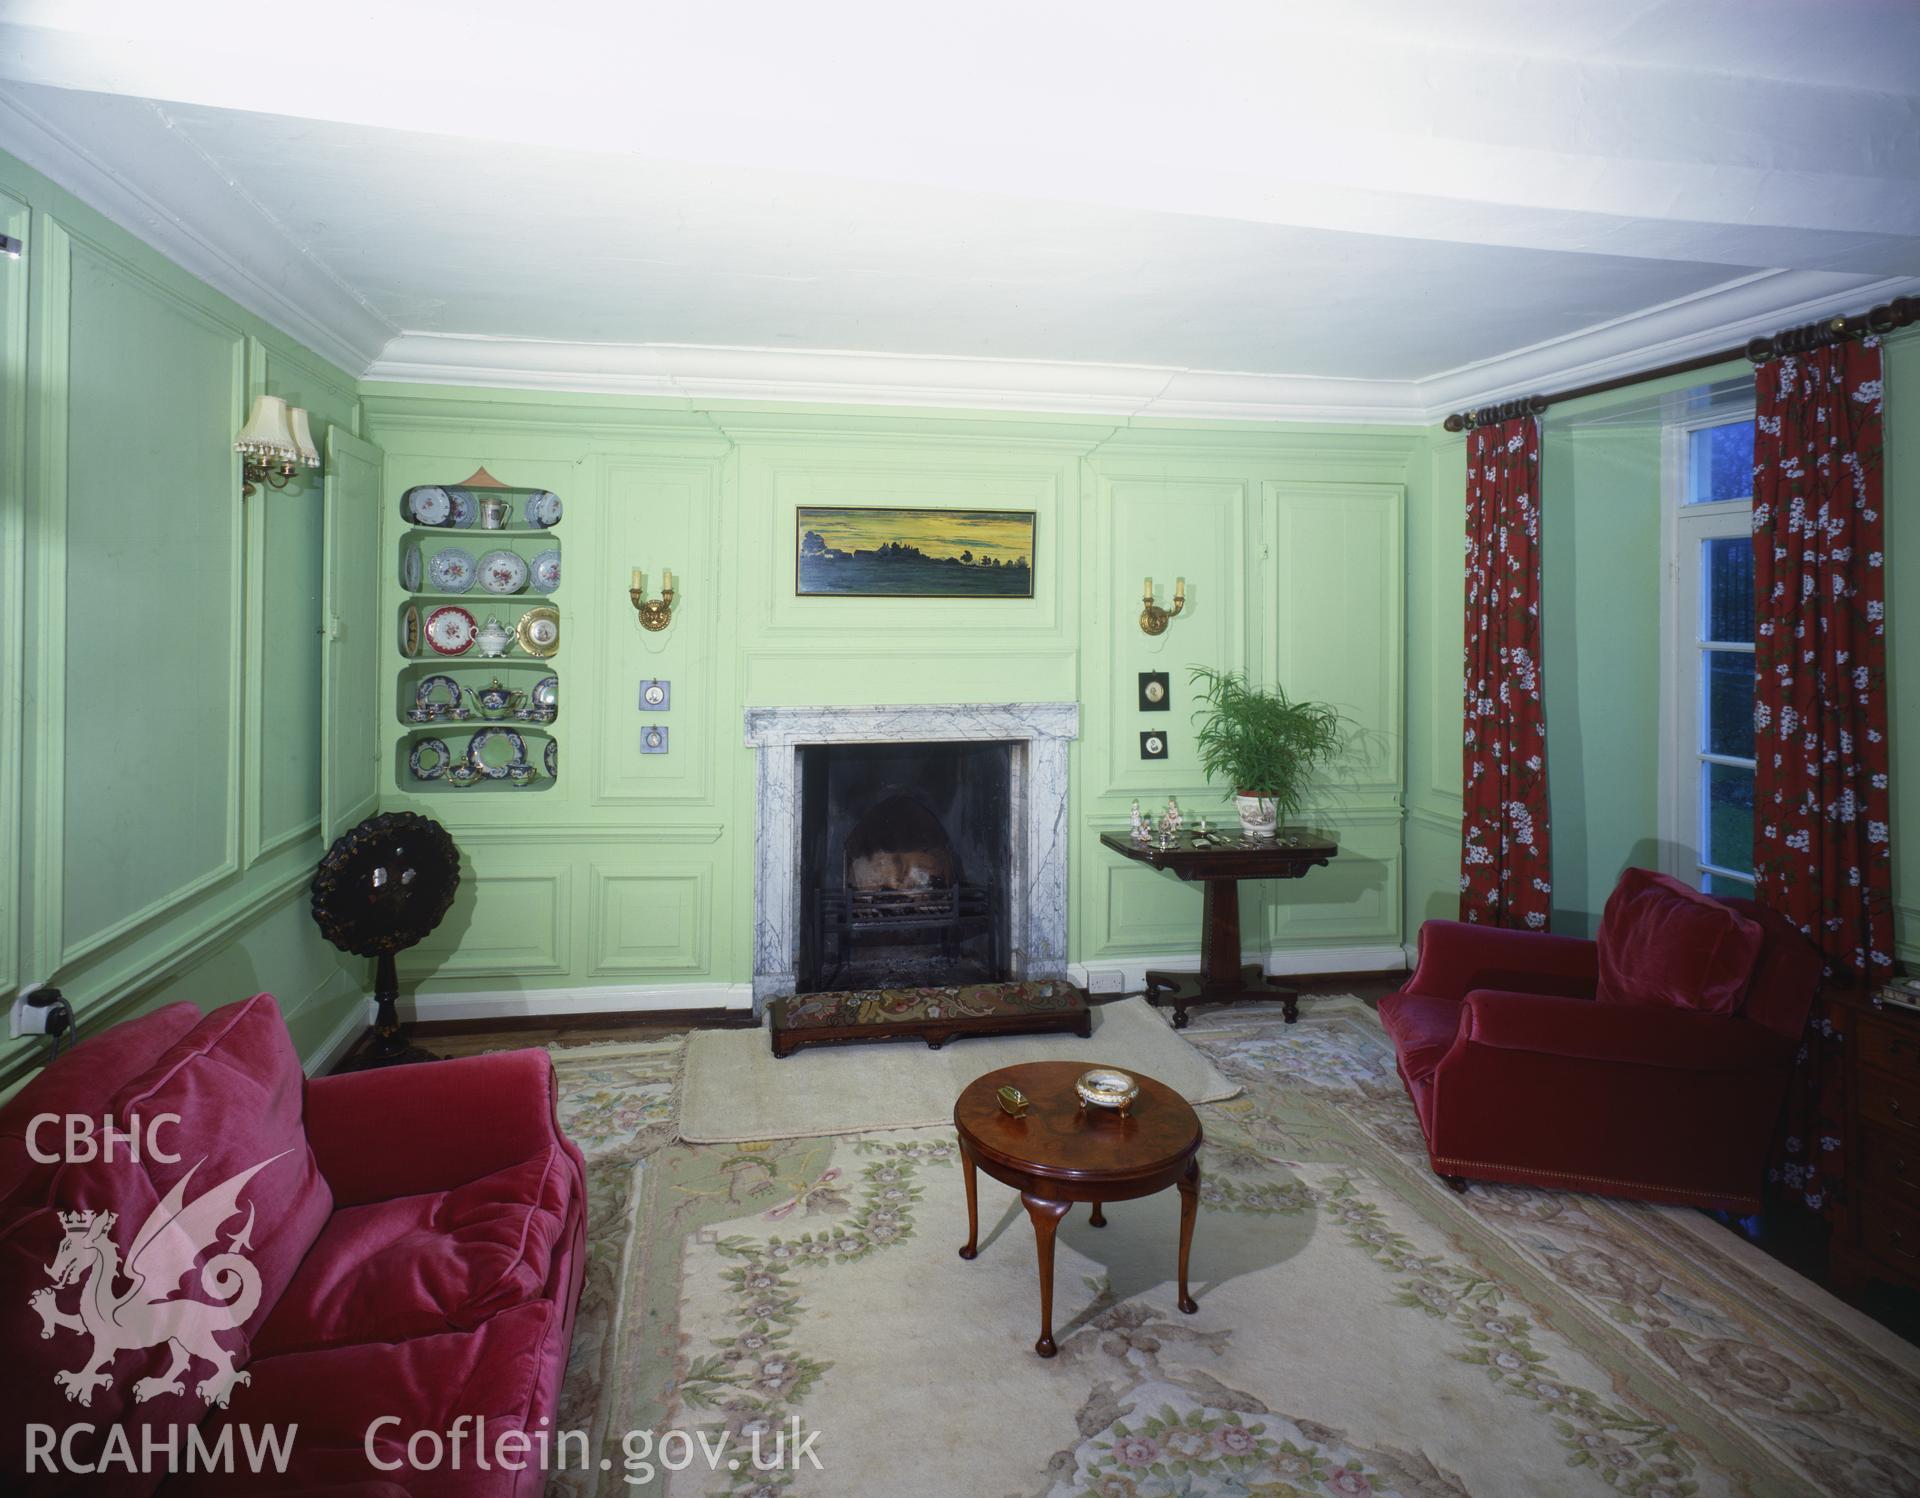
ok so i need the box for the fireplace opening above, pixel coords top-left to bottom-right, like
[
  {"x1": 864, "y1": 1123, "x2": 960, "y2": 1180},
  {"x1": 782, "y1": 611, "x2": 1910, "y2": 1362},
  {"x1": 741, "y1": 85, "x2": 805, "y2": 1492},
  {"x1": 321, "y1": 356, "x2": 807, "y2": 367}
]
[{"x1": 797, "y1": 741, "x2": 1011, "y2": 992}]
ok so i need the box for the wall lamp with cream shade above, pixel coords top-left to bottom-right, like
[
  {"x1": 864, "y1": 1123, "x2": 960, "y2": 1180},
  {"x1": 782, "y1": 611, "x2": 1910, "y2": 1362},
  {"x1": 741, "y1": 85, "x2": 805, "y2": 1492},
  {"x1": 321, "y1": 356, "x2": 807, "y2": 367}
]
[{"x1": 234, "y1": 394, "x2": 321, "y2": 497}]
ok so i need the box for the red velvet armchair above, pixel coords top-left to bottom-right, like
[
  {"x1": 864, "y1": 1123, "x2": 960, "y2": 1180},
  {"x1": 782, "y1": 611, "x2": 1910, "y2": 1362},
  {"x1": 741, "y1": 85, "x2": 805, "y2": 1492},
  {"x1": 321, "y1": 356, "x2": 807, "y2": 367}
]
[{"x1": 1380, "y1": 869, "x2": 1823, "y2": 1211}]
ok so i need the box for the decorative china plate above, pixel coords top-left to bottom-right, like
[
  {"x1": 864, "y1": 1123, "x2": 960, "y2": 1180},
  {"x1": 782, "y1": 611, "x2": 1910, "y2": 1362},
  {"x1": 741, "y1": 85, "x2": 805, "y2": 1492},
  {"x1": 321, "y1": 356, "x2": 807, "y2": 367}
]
[
  {"x1": 525, "y1": 491, "x2": 563, "y2": 528},
  {"x1": 408, "y1": 737, "x2": 452, "y2": 781},
  {"x1": 479, "y1": 548, "x2": 530, "y2": 594},
  {"x1": 515, "y1": 605, "x2": 560, "y2": 658},
  {"x1": 406, "y1": 486, "x2": 451, "y2": 526},
  {"x1": 532, "y1": 675, "x2": 559, "y2": 712},
  {"x1": 399, "y1": 604, "x2": 422, "y2": 658},
  {"x1": 447, "y1": 489, "x2": 477, "y2": 528},
  {"x1": 545, "y1": 738, "x2": 557, "y2": 778},
  {"x1": 415, "y1": 674, "x2": 461, "y2": 712},
  {"x1": 427, "y1": 548, "x2": 476, "y2": 593},
  {"x1": 467, "y1": 726, "x2": 527, "y2": 779},
  {"x1": 400, "y1": 541, "x2": 423, "y2": 592},
  {"x1": 425, "y1": 605, "x2": 478, "y2": 656},
  {"x1": 529, "y1": 548, "x2": 561, "y2": 594}
]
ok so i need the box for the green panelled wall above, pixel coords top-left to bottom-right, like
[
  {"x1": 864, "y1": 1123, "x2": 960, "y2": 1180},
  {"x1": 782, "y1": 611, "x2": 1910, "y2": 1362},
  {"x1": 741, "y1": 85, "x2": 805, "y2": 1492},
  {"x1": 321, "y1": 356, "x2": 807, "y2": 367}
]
[
  {"x1": 1404, "y1": 332, "x2": 1920, "y2": 962},
  {"x1": 362, "y1": 390, "x2": 1419, "y2": 1012},
  {"x1": 0, "y1": 150, "x2": 363, "y2": 1090}
]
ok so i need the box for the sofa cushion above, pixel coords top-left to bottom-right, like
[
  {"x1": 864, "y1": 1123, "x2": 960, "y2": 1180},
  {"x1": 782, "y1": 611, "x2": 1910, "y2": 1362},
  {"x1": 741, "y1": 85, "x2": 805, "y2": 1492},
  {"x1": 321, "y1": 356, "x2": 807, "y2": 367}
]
[
  {"x1": 111, "y1": 994, "x2": 333, "y2": 1340},
  {"x1": 1595, "y1": 868, "x2": 1764, "y2": 1016},
  {"x1": 255, "y1": 1152, "x2": 570, "y2": 1358},
  {"x1": 168, "y1": 1300, "x2": 560, "y2": 1498}
]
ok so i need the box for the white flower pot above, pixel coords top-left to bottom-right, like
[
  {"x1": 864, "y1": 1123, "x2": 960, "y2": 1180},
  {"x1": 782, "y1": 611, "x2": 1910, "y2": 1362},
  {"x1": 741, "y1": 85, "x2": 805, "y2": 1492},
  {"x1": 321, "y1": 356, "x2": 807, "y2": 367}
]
[{"x1": 1234, "y1": 792, "x2": 1278, "y2": 838}]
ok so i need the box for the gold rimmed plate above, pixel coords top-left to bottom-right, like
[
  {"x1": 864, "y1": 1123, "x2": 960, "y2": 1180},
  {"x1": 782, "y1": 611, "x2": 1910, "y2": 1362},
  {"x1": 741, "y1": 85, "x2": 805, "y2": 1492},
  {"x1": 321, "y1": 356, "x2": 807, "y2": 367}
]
[{"x1": 515, "y1": 605, "x2": 560, "y2": 658}]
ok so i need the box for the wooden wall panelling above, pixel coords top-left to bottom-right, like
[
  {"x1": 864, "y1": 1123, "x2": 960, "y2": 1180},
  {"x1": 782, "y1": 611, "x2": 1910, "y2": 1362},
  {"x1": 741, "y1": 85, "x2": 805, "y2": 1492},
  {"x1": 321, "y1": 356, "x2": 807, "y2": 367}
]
[
  {"x1": 401, "y1": 850, "x2": 573, "y2": 980},
  {"x1": 0, "y1": 190, "x2": 26, "y2": 994},
  {"x1": 588, "y1": 864, "x2": 710, "y2": 976}
]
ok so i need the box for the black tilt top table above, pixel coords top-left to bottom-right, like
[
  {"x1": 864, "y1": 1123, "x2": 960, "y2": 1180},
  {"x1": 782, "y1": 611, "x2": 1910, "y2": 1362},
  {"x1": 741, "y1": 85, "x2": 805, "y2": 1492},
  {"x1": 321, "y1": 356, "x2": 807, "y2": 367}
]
[{"x1": 1099, "y1": 828, "x2": 1338, "y2": 1029}]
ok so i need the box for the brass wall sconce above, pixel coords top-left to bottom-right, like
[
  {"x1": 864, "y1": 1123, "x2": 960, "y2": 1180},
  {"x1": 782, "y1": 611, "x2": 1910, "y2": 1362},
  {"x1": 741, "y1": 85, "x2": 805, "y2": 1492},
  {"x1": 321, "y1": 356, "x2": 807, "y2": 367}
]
[
  {"x1": 630, "y1": 568, "x2": 676, "y2": 631},
  {"x1": 234, "y1": 394, "x2": 321, "y2": 497},
  {"x1": 1140, "y1": 576, "x2": 1185, "y2": 636}
]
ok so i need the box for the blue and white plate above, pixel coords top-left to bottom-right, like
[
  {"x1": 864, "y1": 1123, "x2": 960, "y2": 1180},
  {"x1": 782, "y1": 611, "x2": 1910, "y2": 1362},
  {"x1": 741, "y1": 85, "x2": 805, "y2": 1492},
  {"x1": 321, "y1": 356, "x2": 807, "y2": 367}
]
[
  {"x1": 525, "y1": 491, "x2": 563, "y2": 528},
  {"x1": 409, "y1": 737, "x2": 452, "y2": 781},
  {"x1": 448, "y1": 489, "x2": 477, "y2": 528},
  {"x1": 532, "y1": 674, "x2": 559, "y2": 712},
  {"x1": 467, "y1": 726, "x2": 527, "y2": 779},
  {"x1": 414, "y1": 674, "x2": 461, "y2": 713},
  {"x1": 406, "y1": 486, "x2": 451, "y2": 526},
  {"x1": 427, "y1": 547, "x2": 476, "y2": 593},
  {"x1": 400, "y1": 541, "x2": 423, "y2": 591},
  {"x1": 529, "y1": 548, "x2": 561, "y2": 594},
  {"x1": 545, "y1": 738, "x2": 557, "y2": 779}
]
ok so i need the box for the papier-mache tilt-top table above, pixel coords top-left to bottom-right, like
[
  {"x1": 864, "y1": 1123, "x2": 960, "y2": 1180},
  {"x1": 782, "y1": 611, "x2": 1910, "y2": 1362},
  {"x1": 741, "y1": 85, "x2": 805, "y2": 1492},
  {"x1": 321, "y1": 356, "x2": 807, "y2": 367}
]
[
  {"x1": 1099, "y1": 827, "x2": 1338, "y2": 1029},
  {"x1": 954, "y1": 1061, "x2": 1202, "y2": 1357}
]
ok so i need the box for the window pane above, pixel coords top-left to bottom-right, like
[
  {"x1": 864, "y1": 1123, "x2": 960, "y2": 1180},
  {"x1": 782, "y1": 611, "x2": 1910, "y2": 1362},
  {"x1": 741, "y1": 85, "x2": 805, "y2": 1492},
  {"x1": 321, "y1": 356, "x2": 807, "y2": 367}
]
[
  {"x1": 1705, "y1": 650, "x2": 1755, "y2": 759},
  {"x1": 1688, "y1": 420, "x2": 1756, "y2": 504},
  {"x1": 1703, "y1": 869, "x2": 1755, "y2": 895},
  {"x1": 1705, "y1": 762, "x2": 1755, "y2": 876},
  {"x1": 1703, "y1": 536, "x2": 1754, "y2": 643}
]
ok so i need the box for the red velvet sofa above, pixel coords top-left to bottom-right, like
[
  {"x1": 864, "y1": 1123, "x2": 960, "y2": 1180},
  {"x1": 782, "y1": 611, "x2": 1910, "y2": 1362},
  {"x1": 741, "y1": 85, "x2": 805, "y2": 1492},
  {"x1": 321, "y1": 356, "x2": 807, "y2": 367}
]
[
  {"x1": 1379, "y1": 869, "x2": 1822, "y2": 1211},
  {"x1": 1, "y1": 993, "x2": 587, "y2": 1497}
]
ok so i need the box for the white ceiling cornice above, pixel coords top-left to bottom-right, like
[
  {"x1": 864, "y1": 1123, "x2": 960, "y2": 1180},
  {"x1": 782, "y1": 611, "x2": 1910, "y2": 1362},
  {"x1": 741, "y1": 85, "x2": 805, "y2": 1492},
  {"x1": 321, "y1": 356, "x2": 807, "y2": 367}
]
[
  {"x1": 0, "y1": 89, "x2": 391, "y2": 376},
  {"x1": 364, "y1": 265, "x2": 1920, "y2": 427}
]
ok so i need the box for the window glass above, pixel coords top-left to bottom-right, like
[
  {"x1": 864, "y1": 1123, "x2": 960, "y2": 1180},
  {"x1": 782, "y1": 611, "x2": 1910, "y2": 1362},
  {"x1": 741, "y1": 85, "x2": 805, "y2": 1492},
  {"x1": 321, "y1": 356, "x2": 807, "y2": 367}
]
[
  {"x1": 1705, "y1": 651, "x2": 1756, "y2": 760},
  {"x1": 1703, "y1": 536, "x2": 1754, "y2": 643},
  {"x1": 1687, "y1": 420, "x2": 1756, "y2": 504},
  {"x1": 1705, "y1": 761, "x2": 1755, "y2": 878}
]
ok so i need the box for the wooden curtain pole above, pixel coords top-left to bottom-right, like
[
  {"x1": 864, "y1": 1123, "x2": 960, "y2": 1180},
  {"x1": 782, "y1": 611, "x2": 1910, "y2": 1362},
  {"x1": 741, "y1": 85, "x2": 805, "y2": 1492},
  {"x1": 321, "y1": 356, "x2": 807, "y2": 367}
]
[{"x1": 1441, "y1": 294, "x2": 1919, "y2": 433}]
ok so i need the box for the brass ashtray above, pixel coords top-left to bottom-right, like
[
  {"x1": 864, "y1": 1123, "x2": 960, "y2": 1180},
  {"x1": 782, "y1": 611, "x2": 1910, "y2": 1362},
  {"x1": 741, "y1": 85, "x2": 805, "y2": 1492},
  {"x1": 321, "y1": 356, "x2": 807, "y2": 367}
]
[
  {"x1": 1075, "y1": 1067, "x2": 1139, "y2": 1116},
  {"x1": 996, "y1": 1084, "x2": 1030, "y2": 1118}
]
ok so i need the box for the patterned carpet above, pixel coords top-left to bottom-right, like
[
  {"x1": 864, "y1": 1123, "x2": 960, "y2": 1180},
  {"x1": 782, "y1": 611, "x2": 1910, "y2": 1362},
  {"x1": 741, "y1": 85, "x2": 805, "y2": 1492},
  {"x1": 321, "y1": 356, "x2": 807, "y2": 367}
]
[{"x1": 545, "y1": 998, "x2": 1920, "y2": 1498}]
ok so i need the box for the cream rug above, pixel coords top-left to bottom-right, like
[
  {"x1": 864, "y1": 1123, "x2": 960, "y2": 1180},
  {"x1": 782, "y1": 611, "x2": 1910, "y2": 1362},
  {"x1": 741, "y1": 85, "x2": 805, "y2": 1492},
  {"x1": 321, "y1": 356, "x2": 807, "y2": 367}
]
[
  {"x1": 676, "y1": 995, "x2": 1240, "y2": 1143},
  {"x1": 547, "y1": 997, "x2": 1920, "y2": 1498}
]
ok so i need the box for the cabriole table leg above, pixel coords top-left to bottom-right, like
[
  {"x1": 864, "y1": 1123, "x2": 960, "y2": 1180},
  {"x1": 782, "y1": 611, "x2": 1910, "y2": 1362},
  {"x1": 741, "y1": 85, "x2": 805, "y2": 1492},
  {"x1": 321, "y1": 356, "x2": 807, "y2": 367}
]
[{"x1": 1022, "y1": 1192, "x2": 1072, "y2": 1356}]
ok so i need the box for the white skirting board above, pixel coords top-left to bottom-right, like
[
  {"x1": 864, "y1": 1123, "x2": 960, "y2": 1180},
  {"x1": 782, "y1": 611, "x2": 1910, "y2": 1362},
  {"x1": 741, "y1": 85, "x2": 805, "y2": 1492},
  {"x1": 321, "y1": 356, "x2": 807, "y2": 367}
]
[
  {"x1": 383, "y1": 945, "x2": 1407, "y2": 1026},
  {"x1": 303, "y1": 1001, "x2": 372, "y2": 1077}
]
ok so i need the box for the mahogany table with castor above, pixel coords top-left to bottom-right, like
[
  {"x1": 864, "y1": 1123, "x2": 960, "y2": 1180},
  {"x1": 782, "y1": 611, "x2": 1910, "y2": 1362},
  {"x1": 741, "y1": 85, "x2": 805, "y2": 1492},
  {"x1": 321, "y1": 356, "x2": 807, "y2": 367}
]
[
  {"x1": 954, "y1": 1060, "x2": 1203, "y2": 1357},
  {"x1": 1099, "y1": 828, "x2": 1338, "y2": 1029}
]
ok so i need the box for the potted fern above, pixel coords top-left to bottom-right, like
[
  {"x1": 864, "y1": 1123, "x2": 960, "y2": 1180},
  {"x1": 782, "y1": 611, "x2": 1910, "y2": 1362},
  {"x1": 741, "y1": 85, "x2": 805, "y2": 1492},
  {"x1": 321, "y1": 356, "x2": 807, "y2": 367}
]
[{"x1": 1188, "y1": 667, "x2": 1344, "y2": 837}]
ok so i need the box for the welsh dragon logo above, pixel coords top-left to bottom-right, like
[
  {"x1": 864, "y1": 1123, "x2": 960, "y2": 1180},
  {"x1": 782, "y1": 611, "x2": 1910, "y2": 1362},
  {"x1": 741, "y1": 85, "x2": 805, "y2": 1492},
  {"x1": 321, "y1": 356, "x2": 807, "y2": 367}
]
[{"x1": 30, "y1": 1151, "x2": 289, "y2": 1408}]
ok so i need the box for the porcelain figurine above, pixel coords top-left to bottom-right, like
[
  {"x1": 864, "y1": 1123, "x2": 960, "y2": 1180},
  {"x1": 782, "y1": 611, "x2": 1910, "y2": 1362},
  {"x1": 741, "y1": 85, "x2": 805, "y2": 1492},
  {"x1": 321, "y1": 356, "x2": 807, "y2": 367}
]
[
  {"x1": 1164, "y1": 796, "x2": 1183, "y2": 832},
  {"x1": 475, "y1": 615, "x2": 514, "y2": 658},
  {"x1": 465, "y1": 676, "x2": 526, "y2": 720},
  {"x1": 1130, "y1": 799, "x2": 1149, "y2": 842}
]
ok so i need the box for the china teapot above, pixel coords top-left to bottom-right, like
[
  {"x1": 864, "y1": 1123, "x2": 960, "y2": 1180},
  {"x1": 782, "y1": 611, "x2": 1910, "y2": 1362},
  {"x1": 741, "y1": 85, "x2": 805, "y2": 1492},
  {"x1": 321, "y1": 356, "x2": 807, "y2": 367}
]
[
  {"x1": 464, "y1": 676, "x2": 526, "y2": 720},
  {"x1": 475, "y1": 615, "x2": 514, "y2": 658}
]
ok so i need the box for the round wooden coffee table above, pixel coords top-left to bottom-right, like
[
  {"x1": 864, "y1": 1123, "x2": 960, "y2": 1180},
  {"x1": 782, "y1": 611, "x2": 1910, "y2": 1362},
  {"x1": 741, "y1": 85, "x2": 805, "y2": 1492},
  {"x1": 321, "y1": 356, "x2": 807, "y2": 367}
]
[{"x1": 954, "y1": 1060, "x2": 1203, "y2": 1357}]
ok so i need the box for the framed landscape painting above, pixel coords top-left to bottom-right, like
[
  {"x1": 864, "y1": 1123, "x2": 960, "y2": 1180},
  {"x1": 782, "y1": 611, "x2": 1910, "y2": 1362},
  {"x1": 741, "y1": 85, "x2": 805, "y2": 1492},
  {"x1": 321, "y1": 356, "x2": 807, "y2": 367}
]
[{"x1": 795, "y1": 506, "x2": 1036, "y2": 598}]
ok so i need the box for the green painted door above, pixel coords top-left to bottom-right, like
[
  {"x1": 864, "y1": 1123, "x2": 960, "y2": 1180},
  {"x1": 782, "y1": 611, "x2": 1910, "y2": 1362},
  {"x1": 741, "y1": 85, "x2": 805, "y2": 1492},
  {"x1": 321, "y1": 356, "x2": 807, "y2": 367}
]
[{"x1": 321, "y1": 426, "x2": 383, "y2": 840}]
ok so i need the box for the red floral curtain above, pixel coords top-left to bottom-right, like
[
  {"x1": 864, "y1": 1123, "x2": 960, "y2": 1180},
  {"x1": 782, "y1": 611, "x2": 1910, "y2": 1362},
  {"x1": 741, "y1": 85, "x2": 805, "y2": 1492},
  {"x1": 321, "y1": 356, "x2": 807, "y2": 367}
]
[
  {"x1": 1751, "y1": 339, "x2": 1892, "y2": 975},
  {"x1": 1460, "y1": 415, "x2": 1551, "y2": 929},
  {"x1": 1754, "y1": 338, "x2": 1890, "y2": 1218}
]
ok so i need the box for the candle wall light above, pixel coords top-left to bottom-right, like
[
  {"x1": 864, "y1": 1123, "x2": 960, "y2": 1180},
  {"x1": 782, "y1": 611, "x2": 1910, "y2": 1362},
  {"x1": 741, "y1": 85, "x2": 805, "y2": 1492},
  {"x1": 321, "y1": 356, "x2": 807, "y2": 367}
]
[
  {"x1": 630, "y1": 568, "x2": 676, "y2": 631},
  {"x1": 1140, "y1": 576, "x2": 1185, "y2": 636}
]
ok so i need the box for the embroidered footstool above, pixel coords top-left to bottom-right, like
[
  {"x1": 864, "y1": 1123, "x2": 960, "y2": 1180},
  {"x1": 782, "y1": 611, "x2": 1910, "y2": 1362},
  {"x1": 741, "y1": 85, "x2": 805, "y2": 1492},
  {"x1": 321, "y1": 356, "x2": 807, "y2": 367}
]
[{"x1": 768, "y1": 978, "x2": 1091, "y2": 1058}]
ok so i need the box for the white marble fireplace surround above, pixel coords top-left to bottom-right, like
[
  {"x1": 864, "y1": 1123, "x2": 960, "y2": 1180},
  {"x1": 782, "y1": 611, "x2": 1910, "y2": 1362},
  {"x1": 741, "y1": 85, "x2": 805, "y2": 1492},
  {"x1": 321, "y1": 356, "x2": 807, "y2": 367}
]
[{"x1": 745, "y1": 703, "x2": 1079, "y2": 1010}]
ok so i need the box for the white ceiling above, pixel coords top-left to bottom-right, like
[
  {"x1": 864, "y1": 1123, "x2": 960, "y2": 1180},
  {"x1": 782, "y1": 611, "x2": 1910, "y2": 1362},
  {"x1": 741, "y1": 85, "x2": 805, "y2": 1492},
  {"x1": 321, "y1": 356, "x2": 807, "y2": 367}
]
[{"x1": 2, "y1": 0, "x2": 1917, "y2": 422}]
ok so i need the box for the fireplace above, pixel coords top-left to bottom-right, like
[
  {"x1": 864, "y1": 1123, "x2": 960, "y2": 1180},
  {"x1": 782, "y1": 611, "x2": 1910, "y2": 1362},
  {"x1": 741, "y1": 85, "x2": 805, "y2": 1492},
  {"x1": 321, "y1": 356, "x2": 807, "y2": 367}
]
[
  {"x1": 744, "y1": 703, "x2": 1078, "y2": 1011},
  {"x1": 797, "y1": 742, "x2": 1011, "y2": 992}
]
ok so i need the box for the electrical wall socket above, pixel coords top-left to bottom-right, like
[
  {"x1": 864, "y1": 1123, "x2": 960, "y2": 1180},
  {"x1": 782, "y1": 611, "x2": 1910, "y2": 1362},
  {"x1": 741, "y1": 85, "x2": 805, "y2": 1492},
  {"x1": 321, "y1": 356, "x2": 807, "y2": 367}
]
[{"x1": 1086, "y1": 969, "x2": 1126, "y2": 994}]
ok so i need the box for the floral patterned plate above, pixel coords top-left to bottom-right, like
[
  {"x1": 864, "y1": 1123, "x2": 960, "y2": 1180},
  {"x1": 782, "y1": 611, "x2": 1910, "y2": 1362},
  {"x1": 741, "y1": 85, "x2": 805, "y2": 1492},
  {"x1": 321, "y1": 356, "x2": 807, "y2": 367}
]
[
  {"x1": 525, "y1": 491, "x2": 563, "y2": 528},
  {"x1": 425, "y1": 605, "x2": 478, "y2": 656},
  {"x1": 427, "y1": 547, "x2": 475, "y2": 593},
  {"x1": 467, "y1": 726, "x2": 527, "y2": 779},
  {"x1": 544, "y1": 738, "x2": 557, "y2": 778},
  {"x1": 400, "y1": 540, "x2": 422, "y2": 591},
  {"x1": 479, "y1": 548, "x2": 530, "y2": 594},
  {"x1": 529, "y1": 548, "x2": 561, "y2": 594},
  {"x1": 398, "y1": 603, "x2": 421, "y2": 658},
  {"x1": 406, "y1": 486, "x2": 451, "y2": 526},
  {"x1": 515, "y1": 605, "x2": 559, "y2": 658},
  {"x1": 448, "y1": 489, "x2": 477, "y2": 528},
  {"x1": 532, "y1": 674, "x2": 558, "y2": 711},
  {"x1": 408, "y1": 737, "x2": 452, "y2": 781},
  {"x1": 414, "y1": 674, "x2": 461, "y2": 712}
]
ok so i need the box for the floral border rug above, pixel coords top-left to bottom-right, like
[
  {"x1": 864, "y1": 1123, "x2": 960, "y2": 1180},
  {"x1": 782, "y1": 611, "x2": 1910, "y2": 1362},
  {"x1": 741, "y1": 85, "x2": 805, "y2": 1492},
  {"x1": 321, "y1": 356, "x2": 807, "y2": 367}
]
[{"x1": 547, "y1": 1000, "x2": 1920, "y2": 1498}]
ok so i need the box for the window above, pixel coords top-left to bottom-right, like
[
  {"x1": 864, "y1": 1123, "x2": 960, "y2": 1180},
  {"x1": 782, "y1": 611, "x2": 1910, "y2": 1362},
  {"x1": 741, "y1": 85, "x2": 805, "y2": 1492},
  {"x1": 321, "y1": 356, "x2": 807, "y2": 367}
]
[{"x1": 1663, "y1": 415, "x2": 1757, "y2": 894}]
